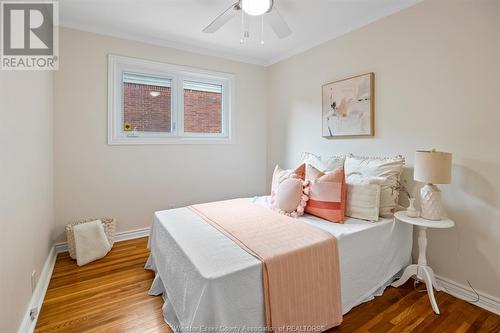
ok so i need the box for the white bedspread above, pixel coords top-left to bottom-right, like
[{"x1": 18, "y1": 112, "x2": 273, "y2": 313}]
[{"x1": 146, "y1": 196, "x2": 412, "y2": 332}]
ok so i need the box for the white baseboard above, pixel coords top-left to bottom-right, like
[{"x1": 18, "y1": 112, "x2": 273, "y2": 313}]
[
  {"x1": 436, "y1": 274, "x2": 500, "y2": 315},
  {"x1": 115, "y1": 227, "x2": 151, "y2": 242},
  {"x1": 54, "y1": 227, "x2": 150, "y2": 253},
  {"x1": 18, "y1": 246, "x2": 57, "y2": 333}
]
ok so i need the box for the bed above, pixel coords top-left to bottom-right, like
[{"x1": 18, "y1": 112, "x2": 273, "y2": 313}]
[{"x1": 146, "y1": 196, "x2": 412, "y2": 332}]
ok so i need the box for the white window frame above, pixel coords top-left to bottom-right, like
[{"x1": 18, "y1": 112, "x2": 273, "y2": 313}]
[{"x1": 108, "y1": 54, "x2": 234, "y2": 145}]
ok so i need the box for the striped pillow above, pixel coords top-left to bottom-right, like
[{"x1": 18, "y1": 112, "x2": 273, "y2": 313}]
[
  {"x1": 346, "y1": 183, "x2": 381, "y2": 221},
  {"x1": 305, "y1": 164, "x2": 346, "y2": 223}
]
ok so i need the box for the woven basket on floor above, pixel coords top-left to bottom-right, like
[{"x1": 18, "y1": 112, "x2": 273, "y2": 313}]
[{"x1": 66, "y1": 217, "x2": 116, "y2": 260}]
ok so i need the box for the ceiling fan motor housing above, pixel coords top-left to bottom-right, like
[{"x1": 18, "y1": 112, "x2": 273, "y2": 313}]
[
  {"x1": 203, "y1": 0, "x2": 290, "y2": 39},
  {"x1": 240, "y1": 0, "x2": 274, "y2": 16}
]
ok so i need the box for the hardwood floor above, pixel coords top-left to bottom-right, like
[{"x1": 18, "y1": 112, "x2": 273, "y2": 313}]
[
  {"x1": 35, "y1": 238, "x2": 168, "y2": 332},
  {"x1": 36, "y1": 237, "x2": 500, "y2": 333}
]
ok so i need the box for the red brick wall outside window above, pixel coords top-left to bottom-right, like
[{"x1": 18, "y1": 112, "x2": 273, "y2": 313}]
[
  {"x1": 123, "y1": 83, "x2": 222, "y2": 133},
  {"x1": 123, "y1": 83, "x2": 171, "y2": 132},
  {"x1": 184, "y1": 88, "x2": 222, "y2": 133}
]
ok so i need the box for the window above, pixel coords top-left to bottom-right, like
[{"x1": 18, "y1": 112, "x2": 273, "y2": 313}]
[
  {"x1": 123, "y1": 73, "x2": 172, "y2": 133},
  {"x1": 108, "y1": 55, "x2": 233, "y2": 144}
]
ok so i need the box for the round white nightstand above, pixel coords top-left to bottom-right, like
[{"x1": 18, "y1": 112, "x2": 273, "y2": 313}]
[{"x1": 391, "y1": 211, "x2": 455, "y2": 315}]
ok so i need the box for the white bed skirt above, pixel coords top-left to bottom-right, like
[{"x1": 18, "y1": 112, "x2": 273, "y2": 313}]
[
  {"x1": 146, "y1": 197, "x2": 412, "y2": 332},
  {"x1": 145, "y1": 255, "x2": 187, "y2": 332},
  {"x1": 146, "y1": 253, "x2": 407, "y2": 332}
]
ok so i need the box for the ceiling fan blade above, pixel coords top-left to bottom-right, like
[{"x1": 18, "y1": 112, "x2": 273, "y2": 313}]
[
  {"x1": 202, "y1": 2, "x2": 240, "y2": 33},
  {"x1": 267, "y1": 8, "x2": 291, "y2": 39}
]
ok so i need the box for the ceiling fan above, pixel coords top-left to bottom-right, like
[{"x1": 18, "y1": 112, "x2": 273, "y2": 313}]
[{"x1": 202, "y1": 0, "x2": 292, "y2": 41}]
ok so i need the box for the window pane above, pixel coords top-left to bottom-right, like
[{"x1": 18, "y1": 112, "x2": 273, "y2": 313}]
[
  {"x1": 183, "y1": 80, "x2": 222, "y2": 134},
  {"x1": 123, "y1": 73, "x2": 172, "y2": 133}
]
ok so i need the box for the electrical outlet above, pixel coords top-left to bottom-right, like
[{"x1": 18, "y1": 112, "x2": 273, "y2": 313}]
[
  {"x1": 31, "y1": 270, "x2": 37, "y2": 292},
  {"x1": 29, "y1": 307, "x2": 38, "y2": 321}
]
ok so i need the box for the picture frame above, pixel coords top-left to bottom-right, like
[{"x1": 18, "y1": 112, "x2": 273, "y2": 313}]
[{"x1": 322, "y1": 72, "x2": 374, "y2": 137}]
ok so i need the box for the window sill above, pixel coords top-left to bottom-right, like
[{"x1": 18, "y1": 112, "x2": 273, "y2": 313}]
[{"x1": 107, "y1": 136, "x2": 233, "y2": 145}]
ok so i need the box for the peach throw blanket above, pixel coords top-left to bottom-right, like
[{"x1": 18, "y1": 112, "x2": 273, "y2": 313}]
[{"x1": 190, "y1": 199, "x2": 342, "y2": 331}]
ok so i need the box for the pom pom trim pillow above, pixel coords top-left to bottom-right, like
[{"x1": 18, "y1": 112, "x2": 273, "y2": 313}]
[
  {"x1": 305, "y1": 164, "x2": 347, "y2": 223},
  {"x1": 271, "y1": 163, "x2": 305, "y2": 194},
  {"x1": 271, "y1": 173, "x2": 310, "y2": 218}
]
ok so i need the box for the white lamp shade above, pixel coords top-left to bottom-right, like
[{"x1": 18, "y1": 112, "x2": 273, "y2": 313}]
[{"x1": 414, "y1": 150, "x2": 452, "y2": 184}]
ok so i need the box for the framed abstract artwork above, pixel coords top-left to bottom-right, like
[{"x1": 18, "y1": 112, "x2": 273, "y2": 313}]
[{"x1": 322, "y1": 72, "x2": 374, "y2": 137}]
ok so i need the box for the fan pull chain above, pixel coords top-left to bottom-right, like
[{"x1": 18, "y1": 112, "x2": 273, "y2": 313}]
[
  {"x1": 240, "y1": 11, "x2": 250, "y2": 44},
  {"x1": 260, "y1": 15, "x2": 265, "y2": 45},
  {"x1": 240, "y1": 11, "x2": 245, "y2": 44}
]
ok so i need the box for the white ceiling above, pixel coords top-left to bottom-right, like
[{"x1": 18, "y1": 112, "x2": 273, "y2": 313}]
[{"x1": 59, "y1": 0, "x2": 420, "y2": 66}]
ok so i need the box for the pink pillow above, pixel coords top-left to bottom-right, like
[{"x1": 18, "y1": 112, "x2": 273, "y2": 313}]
[
  {"x1": 271, "y1": 174, "x2": 310, "y2": 218},
  {"x1": 305, "y1": 164, "x2": 346, "y2": 223},
  {"x1": 271, "y1": 164, "x2": 305, "y2": 194}
]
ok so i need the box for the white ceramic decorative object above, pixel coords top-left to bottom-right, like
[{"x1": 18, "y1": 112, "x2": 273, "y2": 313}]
[
  {"x1": 406, "y1": 198, "x2": 419, "y2": 218},
  {"x1": 420, "y1": 184, "x2": 442, "y2": 220}
]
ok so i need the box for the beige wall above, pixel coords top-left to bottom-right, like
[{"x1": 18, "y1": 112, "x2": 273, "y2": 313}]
[
  {"x1": 0, "y1": 71, "x2": 54, "y2": 332},
  {"x1": 267, "y1": 0, "x2": 500, "y2": 298},
  {"x1": 54, "y1": 28, "x2": 268, "y2": 242},
  {"x1": 4, "y1": 0, "x2": 498, "y2": 330}
]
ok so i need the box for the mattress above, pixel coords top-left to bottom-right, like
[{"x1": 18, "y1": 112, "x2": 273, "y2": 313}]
[{"x1": 146, "y1": 196, "x2": 412, "y2": 332}]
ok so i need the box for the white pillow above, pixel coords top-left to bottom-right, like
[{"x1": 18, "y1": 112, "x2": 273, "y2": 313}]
[
  {"x1": 345, "y1": 155, "x2": 404, "y2": 217},
  {"x1": 302, "y1": 152, "x2": 345, "y2": 172},
  {"x1": 346, "y1": 183, "x2": 381, "y2": 221}
]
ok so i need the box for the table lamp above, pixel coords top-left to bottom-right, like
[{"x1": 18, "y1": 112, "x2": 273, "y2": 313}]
[{"x1": 414, "y1": 149, "x2": 452, "y2": 220}]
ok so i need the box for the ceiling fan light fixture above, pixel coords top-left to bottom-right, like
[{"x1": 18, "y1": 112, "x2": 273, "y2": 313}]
[{"x1": 241, "y1": 0, "x2": 272, "y2": 16}]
